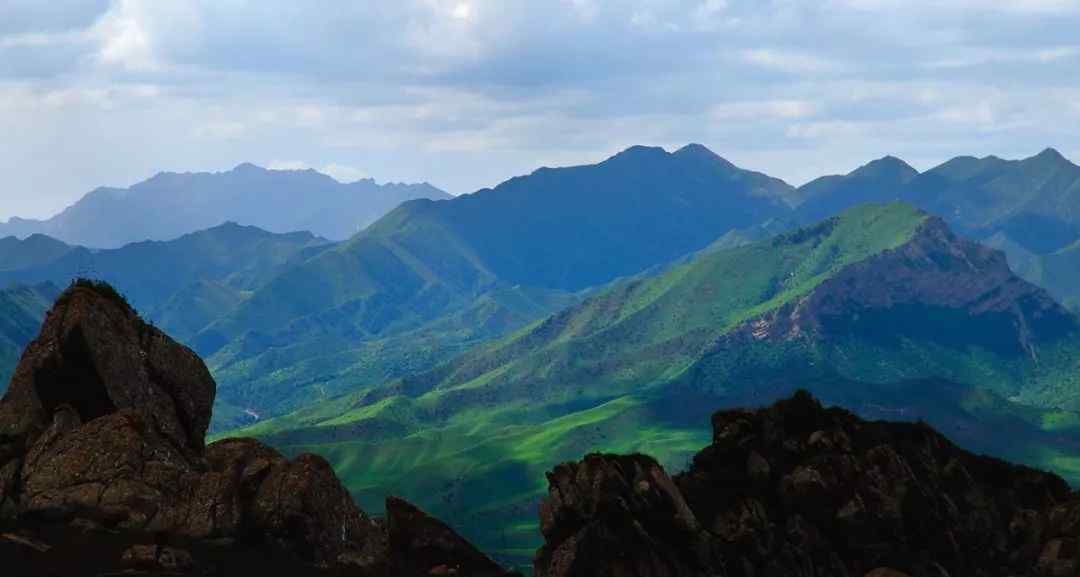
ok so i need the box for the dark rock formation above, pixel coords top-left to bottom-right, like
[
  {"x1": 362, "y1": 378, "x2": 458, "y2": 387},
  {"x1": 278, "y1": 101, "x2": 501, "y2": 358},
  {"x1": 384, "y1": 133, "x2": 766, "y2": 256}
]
[
  {"x1": 0, "y1": 281, "x2": 513, "y2": 576},
  {"x1": 535, "y1": 390, "x2": 1080, "y2": 577},
  {"x1": 385, "y1": 496, "x2": 512, "y2": 577}
]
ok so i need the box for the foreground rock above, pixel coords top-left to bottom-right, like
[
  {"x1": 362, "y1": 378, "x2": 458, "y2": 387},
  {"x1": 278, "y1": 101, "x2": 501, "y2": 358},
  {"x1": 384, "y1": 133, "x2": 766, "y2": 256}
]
[
  {"x1": 0, "y1": 280, "x2": 512, "y2": 576},
  {"x1": 536, "y1": 390, "x2": 1080, "y2": 577}
]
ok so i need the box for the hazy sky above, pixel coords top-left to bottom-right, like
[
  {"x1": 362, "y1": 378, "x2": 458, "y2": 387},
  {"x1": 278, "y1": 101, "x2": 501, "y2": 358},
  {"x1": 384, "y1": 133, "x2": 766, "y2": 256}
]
[{"x1": 2, "y1": 0, "x2": 1079, "y2": 220}]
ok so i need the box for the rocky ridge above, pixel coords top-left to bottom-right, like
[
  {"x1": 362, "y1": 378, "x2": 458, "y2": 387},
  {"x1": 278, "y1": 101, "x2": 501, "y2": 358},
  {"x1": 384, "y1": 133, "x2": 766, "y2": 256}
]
[
  {"x1": 0, "y1": 280, "x2": 512, "y2": 576},
  {"x1": 535, "y1": 391, "x2": 1080, "y2": 577}
]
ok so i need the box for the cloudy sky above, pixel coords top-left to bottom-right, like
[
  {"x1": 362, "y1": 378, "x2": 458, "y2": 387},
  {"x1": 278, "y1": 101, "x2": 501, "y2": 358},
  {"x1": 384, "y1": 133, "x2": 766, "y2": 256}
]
[{"x1": 2, "y1": 0, "x2": 1079, "y2": 220}]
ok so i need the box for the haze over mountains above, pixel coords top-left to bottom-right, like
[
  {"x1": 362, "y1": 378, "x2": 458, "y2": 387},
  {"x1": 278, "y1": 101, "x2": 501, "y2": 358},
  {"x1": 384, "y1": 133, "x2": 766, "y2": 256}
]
[{"x1": 0, "y1": 163, "x2": 450, "y2": 247}]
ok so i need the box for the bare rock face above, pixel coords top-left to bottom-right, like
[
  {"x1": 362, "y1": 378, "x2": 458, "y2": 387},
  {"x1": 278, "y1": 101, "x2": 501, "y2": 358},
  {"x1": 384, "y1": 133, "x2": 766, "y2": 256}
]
[
  {"x1": 0, "y1": 283, "x2": 214, "y2": 456},
  {"x1": 534, "y1": 391, "x2": 1080, "y2": 577},
  {"x1": 0, "y1": 282, "x2": 512, "y2": 575}
]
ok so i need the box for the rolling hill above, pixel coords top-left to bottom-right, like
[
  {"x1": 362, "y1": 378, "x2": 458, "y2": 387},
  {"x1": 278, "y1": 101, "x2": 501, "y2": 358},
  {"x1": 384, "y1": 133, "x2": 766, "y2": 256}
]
[
  {"x1": 225, "y1": 203, "x2": 1080, "y2": 563},
  {"x1": 0, "y1": 163, "x2": 450, "y2": 247},
  {"x1": 200, "y1": 144, "x2": 799, "y2": 428}
]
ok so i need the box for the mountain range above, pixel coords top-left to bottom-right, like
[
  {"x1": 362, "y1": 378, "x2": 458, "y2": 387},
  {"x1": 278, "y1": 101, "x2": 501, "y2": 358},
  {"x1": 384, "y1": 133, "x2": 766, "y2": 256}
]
[
  {"x1": 0, "y1": 163, "x2": 450, "y2": 247},
  {"x1": 2, "y1": 144, "x2": 1080, "y2": 567},
  {"x1": 227, "y1": 203, "x2": 1080, "y2": 563}
]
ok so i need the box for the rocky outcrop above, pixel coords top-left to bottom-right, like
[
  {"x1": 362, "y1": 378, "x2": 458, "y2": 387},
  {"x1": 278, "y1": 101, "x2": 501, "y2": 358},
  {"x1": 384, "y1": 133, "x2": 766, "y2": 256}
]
[
  {"x1": 536, "y1": 453, "x2": 711, "y2": 577},
  {"x1": 0, "y1": 281, "x2": 513, "y2": 576},
  {"x1": 535, "y1": 391, "x2": 1080, "y2": 577}
]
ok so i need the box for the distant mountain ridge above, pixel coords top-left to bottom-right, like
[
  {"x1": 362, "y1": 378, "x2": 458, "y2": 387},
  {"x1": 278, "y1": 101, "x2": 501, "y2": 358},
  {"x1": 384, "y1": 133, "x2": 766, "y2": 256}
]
[
  {"x1": 796, "y1": 147, "x2": 1080, "y2": 249},
  {"x1": 0, "y1": 163, "x2": 451, "y2": 247}
]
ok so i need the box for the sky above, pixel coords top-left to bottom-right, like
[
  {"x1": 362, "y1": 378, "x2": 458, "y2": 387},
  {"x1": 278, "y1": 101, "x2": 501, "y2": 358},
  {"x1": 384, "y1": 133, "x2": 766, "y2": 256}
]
[{"x1": 2, "y1": 0, "x2": 1079, "y2": 220}]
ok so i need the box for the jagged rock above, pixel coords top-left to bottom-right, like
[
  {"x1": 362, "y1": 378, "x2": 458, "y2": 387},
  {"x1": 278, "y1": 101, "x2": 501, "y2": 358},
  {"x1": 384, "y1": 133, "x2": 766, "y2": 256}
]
[
  {"x1": 535, "y1": 453, "x2": 709, "y2": 577},
  {"x1": 385, "y1": 496, "x2": 513, "y2": 577},
  {"x1": 0, "y1": 282, "x2": 213, "y2": 456},
  {"x1": 535, "y1": 391, "x2": 1080, "y2": 577},
  {"x1": 0, "y1": 282, "x2": 512, "y2": 575},
  {"x1": 121, "y1": 544, "x2": 195, "y2": 573}
]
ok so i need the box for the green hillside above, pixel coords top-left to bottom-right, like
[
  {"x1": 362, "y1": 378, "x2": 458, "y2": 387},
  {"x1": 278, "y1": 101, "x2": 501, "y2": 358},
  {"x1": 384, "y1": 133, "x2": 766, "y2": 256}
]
[
  {"x1": 202, "y1": 144, "x2": 798, "y2": 428},
  {"x1": 224, "y1": 203, "x2": 1080, "y2": 566}
]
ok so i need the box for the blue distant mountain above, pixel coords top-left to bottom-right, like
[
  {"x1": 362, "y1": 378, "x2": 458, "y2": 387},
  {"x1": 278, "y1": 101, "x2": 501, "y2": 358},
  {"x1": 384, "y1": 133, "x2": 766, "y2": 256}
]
[{"x1": 0, "y1": 163, "x2": 450, "y2": 247}]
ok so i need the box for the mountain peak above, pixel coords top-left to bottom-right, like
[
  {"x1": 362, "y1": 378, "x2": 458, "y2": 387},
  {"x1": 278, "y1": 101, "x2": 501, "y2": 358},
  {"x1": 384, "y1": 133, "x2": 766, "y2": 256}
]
[
  {"x1": 232, "y1": 162, "x2": 265, "y2": 173},
  {"x1": 850, "y1": 155, "x2": 918, "y2": 180},
  {"x1": 605, "y1": 145, "x2": 670, "y2": 163},
  {"x1": 1032, "y1": 147, "x2": 1070, "y2": 164},
  {"x1": 674, "y1": 143, "x2": 718, "y2": 158}
]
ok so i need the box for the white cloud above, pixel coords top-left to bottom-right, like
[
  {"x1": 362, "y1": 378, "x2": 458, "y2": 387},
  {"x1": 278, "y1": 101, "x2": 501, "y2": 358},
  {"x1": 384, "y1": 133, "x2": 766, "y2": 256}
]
[{"x1": 92, "y1": 0, "x2": 158, "y2": 71}]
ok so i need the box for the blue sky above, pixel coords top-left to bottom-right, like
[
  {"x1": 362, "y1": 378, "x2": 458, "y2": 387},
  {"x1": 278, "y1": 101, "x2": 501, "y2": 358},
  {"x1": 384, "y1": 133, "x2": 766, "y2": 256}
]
[{"x1": 1, "y1": 0, "x2": 1079, "y2": 219}]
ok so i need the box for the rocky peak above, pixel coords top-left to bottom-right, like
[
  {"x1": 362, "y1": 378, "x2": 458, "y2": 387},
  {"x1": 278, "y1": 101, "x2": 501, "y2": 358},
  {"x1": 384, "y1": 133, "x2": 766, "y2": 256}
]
[
  {"x1": 534, "y1": 391, "x2": 1080, "y2": 577},
  {"x1": 0, "y1": 280, "x2": 214, "y2": 455}
]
